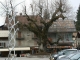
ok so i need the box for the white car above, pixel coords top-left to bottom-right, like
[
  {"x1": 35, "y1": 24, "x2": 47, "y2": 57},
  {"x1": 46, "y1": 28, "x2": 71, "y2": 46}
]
[
  {"x1": 50, "y1": 49, "x2": 78, "y2": 60},
  {"x1": 57, "y1": 51, "x2": 80, "y2": 60}
]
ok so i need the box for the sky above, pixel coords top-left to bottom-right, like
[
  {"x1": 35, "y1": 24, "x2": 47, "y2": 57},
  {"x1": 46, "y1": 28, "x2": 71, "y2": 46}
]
[
  {"x1": 69, "y1": 0, "x2": 80, "y2": 12},
  {"x1": 0, "y1": 0, "x2": 80, "y2": 26}
]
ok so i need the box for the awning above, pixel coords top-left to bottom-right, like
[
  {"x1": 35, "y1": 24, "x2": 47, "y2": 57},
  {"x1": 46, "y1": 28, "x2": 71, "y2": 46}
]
[{"x1": 0, "y1": 47, "x2": 30, "y2": 51}]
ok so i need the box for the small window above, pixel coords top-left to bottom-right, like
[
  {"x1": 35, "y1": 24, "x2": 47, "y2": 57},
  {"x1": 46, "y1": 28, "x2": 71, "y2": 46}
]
[
  {"x1": 18, "y1": 31, "x2": 21, "y2": 38},
  {"x1": 0, "y1": 42, "x2": 5, "y2": 47}
]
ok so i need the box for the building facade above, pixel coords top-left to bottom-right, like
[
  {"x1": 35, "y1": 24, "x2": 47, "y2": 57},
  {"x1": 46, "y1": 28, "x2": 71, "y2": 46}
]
[
  {"x1": 0, "y1": 14, "x2": 76, "y2": 56},
  {"x1": 47, "y1": 19, "x2": 76, "y2": 51}
]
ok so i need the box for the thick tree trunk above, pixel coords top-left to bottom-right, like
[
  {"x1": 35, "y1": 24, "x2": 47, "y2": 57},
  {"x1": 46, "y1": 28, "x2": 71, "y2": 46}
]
[
  {"x1": 38, "y1": 43, "x2": 47, "y2": 52},
  {"x1": 38, "y1": 43, "x2": 44, "y2": 52},
  {"x1": 38, "y1": 39, "x2": 47, "y2": 52}
]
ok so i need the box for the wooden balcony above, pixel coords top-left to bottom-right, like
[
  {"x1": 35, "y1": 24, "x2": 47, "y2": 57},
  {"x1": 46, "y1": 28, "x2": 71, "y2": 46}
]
[
  {"x1": 16, "y1": 35, "x2": 25, "y2": 40},
  {"x1": 16, "y1": 37, "x2": 24, "y2": 40}
]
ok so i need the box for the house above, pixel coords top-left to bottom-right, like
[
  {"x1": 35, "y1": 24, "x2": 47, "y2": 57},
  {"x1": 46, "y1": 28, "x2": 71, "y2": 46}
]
[
  {"x1": 1, "y1": 13, "x2": 76, "y2": 56},
  {"x1": 4, "y1": 14, "x2": 40, "y2": 57},
  {"x1": 0, "y1": 25, "x2": 9, "y2": 57},
  {"x1": 48, "y1": 19, "x2": 76, "y2": 51},
  {"x1": 0, "y1": 25, "x2": 8, "y2": 48}
]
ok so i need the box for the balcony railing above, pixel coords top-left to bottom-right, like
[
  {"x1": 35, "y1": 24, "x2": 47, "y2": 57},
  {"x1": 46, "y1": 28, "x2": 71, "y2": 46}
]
[
  {"x1": 59, "y1": 40, "x2": 74, "y2": 43},
  {"x1": 0, "y1": 46, "x2": 4, "y2": 48},
  {"x1": 0, "y1": 30, "x2": 9, "y2": 37},
  {"x1": 16, "y1": 37, "x2": 24, "y2": 40},
  {"x1": 48, "y1": 28, "x2": 76, "y2": 32}
]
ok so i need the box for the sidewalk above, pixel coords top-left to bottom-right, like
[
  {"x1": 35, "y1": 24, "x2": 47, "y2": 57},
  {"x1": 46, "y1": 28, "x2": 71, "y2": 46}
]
[
  {"x1": 27, "y1": 55, "x2": 50, "y2": 58},
  {"x1": 0, "y1": 57, "x2": 49, "y2": 60}
]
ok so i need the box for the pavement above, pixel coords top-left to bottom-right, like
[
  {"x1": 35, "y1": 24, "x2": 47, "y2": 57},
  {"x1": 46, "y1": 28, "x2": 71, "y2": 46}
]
[
  {"x1": 0, "y1": 55, "x2": 50, "y2": 60},
  {"x1": 0, "y1": 57, "x2": 49, "y2": 60},
  {"x1": 27, "y1": 55, "x2": 50, "y2": 58}
]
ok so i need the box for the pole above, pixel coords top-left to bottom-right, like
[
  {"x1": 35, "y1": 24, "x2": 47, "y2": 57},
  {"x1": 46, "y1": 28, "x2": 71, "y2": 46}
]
[{"x1": 6, "y1": 8, "x2": 18, "y2": 60}]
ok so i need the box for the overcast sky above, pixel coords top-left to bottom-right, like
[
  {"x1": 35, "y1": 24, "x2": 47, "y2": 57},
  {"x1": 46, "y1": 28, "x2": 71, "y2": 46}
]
[
  {"x1": 69, "y1": 0, "x2": 80, "y2": 12},
  {"x1": 0, "y1": 0, "x2": 80, "y2": 26}
]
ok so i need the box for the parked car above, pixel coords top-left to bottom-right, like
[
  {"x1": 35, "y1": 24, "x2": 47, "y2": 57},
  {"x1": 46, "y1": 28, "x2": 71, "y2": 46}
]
[
  {"x1": 49, "y1": 49, "x2": 78, "y2": 60},
  {"x1": 57, "y1": 51, "x2": 80, "y2": 60}
]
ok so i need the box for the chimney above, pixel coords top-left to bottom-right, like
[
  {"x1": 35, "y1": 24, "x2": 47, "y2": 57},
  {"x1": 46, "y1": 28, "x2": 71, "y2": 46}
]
[{"x1": 20, "y1": 13, "x2": 22, "y2": 16}]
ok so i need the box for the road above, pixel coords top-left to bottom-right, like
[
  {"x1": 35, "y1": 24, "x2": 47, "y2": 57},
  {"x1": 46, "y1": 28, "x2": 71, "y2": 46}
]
[{"x1": 0, "y1": 57, "x2": 49, "y2": 60}]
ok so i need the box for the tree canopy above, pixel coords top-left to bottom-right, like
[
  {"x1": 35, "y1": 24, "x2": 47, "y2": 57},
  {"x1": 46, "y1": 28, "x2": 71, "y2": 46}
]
[
  {"x1": 76, "y1": 5, "x2": 80, "y2": 31},
  {"x1": 21, "y1": 0, "x2": 72, "y2": 52}
]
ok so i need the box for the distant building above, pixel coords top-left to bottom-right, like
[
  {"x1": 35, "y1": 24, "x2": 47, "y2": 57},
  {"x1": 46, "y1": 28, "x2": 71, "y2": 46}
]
[
  {"x1": 0, "y1": 13, "x2": 76, "y2": 56},
  {"x1": 48, "y1": 19, "x2": 76, "y2": 51}
]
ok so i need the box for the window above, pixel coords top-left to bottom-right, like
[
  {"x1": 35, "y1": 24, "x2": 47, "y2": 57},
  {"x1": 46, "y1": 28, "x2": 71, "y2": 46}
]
[
  {"x1": 16, "y1": 31, "x2": 24, "y2": 40},
  {"x1": 18, "y1": 31, "x2": 21, "y2": 38},
  {"x1": 0, "y1": 42, "x2": 5, "y2": 48}
]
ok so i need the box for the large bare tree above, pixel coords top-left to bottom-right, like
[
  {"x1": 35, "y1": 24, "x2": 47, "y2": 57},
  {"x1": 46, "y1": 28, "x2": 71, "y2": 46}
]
[{"x1": 22, "y1": 0, "x2": 72, "y2": 52}]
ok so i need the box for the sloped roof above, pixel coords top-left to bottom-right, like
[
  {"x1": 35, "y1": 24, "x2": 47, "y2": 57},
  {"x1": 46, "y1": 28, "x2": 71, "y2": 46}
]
[
  {"x1": 5, "y1": 14, "x2": 76, "y2": 32},
  {"x1": 49, "y1": 19, "x2": 76, "y2": 32},
  {"x1": 5, "y1": 14, "x2": 41, "y2": 26}
]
